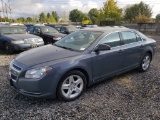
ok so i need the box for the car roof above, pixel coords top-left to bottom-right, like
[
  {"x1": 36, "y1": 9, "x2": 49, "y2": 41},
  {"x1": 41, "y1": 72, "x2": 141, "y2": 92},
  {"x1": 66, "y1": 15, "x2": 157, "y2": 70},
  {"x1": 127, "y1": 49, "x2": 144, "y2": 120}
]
[
  {"x1": 80, "y1": 26, "x2": 132, "y2": 33},
  {"x1": 34, "y1": 25, "x2": 52, "y2": 28},
  {"x1": 0, "y1": 25, "x2": 25, "y2": 28},
  {"x1": 62, "y1": 25, "x2": 76, "y2": 27}
]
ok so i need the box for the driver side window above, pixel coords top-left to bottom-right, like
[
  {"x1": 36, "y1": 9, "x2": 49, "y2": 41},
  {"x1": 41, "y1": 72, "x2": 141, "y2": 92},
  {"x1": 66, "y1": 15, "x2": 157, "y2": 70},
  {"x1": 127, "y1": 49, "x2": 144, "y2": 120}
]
[
  {"x1": 61, "y1": 27, "x2": 67, "y2": 32},
  {"x1": 34, "y1": 27, "x2": 40, "y2": 34},
  {"x1": 100, "y1": 32, "x2": 121, "y2": 47}
]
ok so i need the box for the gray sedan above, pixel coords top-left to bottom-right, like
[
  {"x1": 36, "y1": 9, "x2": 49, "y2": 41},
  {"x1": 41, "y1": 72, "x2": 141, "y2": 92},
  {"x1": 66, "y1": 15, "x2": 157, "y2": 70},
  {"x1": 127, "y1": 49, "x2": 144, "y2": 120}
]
[
  {"x1": 0, "y1": 26, "x2": 44, "y2": 53},
  {"x1": 8, "y1": 27, "x2": 156, "y2": 101}
]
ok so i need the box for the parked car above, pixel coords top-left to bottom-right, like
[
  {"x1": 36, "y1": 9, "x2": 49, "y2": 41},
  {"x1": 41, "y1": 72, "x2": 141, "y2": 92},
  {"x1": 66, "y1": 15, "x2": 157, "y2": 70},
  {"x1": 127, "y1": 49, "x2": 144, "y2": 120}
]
[
  {"x1": 24, "y1": 24, "x2": 34, "y2": 28},
  {"x1": 75, "y1": 25, "x2": 82, "y2": 29},
  {"x1": 0, "y1": 26, "x2": 44, "y2": 53},
  {"x1": 45, "y1": 24, "x2": 62, "y2": 32},
  {"x1": 8, "y1": 27, "x2": 156, "y2": 101},
  {"x1": 9, "y1": 23, "x2": 27, "y2": 29},
  {"x1": 59, "y1": 25, "x2": 78, "y2": 34},
  {"x1": 27, "y1": 25, "x2": 65, "y2": 44}
]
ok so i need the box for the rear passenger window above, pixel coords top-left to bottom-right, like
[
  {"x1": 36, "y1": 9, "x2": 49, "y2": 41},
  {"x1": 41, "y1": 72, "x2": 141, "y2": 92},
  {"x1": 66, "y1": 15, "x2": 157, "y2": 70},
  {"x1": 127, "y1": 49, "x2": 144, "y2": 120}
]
[
  {"x1": 121, "y1": 31, "x2": 138, "y2": 44},
  {"x1": 100, "y1": 32, "x2": 121, "y2": 47}
]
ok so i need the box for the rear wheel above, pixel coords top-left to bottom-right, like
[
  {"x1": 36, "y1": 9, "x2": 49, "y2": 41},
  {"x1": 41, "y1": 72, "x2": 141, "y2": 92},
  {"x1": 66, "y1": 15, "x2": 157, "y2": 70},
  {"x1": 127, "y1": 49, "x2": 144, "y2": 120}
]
[
  {"x1": 57, "y1": 70, "x2": 86, "y2": 101},
  {"x1": 139, "y1": 53, "x2": 151, "y2": 72}
]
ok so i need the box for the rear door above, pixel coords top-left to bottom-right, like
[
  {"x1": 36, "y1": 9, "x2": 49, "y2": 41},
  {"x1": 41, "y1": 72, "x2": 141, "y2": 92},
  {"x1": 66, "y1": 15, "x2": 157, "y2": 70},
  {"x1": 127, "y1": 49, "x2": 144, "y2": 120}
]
[
  {"x1": 92, "y1": 32, "x2": 125, "y2": 81},
  {"x1": 120, "y1": 31, "x2": 143, "y2": 69}
]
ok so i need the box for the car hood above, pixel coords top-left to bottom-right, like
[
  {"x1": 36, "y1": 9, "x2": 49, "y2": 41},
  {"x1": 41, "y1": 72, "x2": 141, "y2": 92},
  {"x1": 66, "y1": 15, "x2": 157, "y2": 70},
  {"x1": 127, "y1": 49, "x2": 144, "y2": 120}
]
[
  {"x1": 15, "y1": 44, "x2": 79, "y2": 66},
  {"x1": 43, "y1": 33, "x2": 65, "y2": 37},
  {"x1": 2, "y1": 34, "x2": 41, "y2": 40}
]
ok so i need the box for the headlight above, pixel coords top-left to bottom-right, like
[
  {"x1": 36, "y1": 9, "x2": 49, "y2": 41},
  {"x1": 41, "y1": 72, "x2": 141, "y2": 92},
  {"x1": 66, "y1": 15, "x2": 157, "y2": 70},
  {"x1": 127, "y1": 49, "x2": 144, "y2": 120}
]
[
  {"x1": 53, "y1": 37, "x2": 61, "y2": 41},
  {"x1": 38, "y1": 38, "x2": 43, "y2": 42},
  {"x1": 25, "y1": 66, "x2": 52, "y2": 79},
  {"x1": 11, "y1": 40, "x2": 24, "y2": 44}
]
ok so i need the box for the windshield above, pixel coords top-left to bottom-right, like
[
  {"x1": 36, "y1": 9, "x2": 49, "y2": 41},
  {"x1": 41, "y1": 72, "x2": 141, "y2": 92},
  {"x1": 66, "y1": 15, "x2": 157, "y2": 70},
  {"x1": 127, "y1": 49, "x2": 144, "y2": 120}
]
[
  {"x1": 0, "y1": 27, "x2": 26, "y2": 34},
  {"x1": 67, "y1": 26, "x2": 77, "y2": 32},
  {"x1": 54, "y1": 31, "x2": 103, "y2": 51},
  {"x1": 41, "y1": 26, "x2": 58, "y2": 33}
]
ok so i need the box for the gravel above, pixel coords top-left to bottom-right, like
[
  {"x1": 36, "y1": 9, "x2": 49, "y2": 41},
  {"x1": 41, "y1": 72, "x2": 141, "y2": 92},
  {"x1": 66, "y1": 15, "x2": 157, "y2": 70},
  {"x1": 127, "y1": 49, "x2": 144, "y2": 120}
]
[{"x1": 0, "y1": 35, "x2": 160, "y2": 120}]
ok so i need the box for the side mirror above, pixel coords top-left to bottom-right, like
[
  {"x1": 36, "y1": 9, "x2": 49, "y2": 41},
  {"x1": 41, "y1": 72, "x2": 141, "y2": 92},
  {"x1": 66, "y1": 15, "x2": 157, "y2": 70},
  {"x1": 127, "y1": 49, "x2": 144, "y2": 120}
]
[
  {"x1": 37, "y1": 31, "x2": 40, "y2": 34},
  {"x1": 94, "y1": 44, "x2": 111, "y2": 52}
]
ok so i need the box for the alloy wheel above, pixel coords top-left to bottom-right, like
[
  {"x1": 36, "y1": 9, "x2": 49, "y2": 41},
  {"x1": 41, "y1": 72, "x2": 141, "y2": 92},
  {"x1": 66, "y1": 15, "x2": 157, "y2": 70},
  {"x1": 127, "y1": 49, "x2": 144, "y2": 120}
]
[{"x1": 61, "y1": 75, "x2": 84, "y2": 99}]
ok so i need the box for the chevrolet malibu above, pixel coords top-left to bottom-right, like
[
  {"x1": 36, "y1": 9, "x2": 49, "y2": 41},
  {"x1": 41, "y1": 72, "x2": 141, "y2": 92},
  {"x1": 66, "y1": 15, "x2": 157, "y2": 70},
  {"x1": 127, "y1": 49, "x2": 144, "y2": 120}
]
[{"x1": 8, "y1": 27, "x2": 156, "y2": 101}]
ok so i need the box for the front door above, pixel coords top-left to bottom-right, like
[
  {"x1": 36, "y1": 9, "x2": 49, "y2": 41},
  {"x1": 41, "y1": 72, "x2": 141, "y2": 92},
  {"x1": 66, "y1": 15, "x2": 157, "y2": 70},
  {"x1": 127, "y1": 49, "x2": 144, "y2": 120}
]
[{"x1": 92, "y1": 32, "x2": 125, "y2": 81}]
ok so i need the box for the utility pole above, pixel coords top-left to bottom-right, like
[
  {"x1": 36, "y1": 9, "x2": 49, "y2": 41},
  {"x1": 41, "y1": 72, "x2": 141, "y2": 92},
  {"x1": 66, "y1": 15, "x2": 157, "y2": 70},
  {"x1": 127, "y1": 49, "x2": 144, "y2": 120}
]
[
  {"x1": 5, "y1": 2, "x2": 8, "y2": 19},
  {"x1": 1, "y1": 0, "x2": 11, "y2": 22},
  {"x1": 1, "y1": 0, "x2": 4, "y2": 22},
  {"x1": 0, "y1": 11, "x2": 2, "y2": 23},
  {"x1": 8, "y1": 0, "x2": 11, "y2": 22}
]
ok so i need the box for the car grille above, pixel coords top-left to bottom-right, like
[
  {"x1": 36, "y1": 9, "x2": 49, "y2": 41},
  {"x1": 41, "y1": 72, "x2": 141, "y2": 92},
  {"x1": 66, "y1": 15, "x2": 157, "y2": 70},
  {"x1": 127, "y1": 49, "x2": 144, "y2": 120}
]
[
  {"x1": 24, "y1": 38, "x2": 39, "y2": 43},
  {"x1": 11, "y1": 74, "x2": 17, "y2": 80},
  {"x1": 9, "y1": 62, "x2": 22, "y2": 81},
  {"x1": 13, "y1": 64, "x2": 22, "y2": 71}
]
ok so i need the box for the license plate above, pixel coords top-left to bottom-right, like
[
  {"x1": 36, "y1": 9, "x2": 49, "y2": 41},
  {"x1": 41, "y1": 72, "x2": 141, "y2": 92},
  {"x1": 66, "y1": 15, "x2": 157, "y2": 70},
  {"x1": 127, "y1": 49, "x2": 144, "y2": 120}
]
[{"x1": 31, "y1": 43, "x2": 37, "y2": 48}]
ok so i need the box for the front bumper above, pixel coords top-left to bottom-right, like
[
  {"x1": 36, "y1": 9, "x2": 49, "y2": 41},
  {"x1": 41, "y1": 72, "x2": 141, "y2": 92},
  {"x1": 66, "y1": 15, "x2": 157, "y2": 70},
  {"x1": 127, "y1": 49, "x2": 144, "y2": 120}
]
[
  {"x1": 10, "y1": 42, "x2": 44, "y2": 51},
  {"x1": 7, "y1": 74, "x2": 55, "y2": 98},
  {"x1": 7, "y1": 59, "x2": 61, "y2": 99}
]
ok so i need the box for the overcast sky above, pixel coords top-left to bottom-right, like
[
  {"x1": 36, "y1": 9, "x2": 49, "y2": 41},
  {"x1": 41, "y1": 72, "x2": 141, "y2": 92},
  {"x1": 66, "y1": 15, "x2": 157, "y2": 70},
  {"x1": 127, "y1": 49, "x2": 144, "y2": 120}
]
[{"x1": 1, "y1": 0, "x2": 160, "y2": 19}]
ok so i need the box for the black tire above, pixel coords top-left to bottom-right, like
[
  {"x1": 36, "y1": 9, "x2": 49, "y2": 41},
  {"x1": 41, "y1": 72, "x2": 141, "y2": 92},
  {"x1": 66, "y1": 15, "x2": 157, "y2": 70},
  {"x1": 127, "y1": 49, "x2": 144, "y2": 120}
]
[
  {"x1": 139, "y1": 53, "x2": 151, "y2": 72},
  {"x1": 4, "y1": 42, "x2": 13, "y2": 54},
  {"x1": 57, "y1": 70, "x2": 87, "y2": 101}
]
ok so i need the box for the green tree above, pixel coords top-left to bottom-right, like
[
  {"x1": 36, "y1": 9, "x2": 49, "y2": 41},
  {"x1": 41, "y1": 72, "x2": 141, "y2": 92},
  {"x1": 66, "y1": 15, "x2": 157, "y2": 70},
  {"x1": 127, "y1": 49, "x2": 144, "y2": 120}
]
[
  {"x1": 39, "y1": 12, "x2": 46, "y2": 23},
  {"x1": 133, "y1": 15, "x2": 153, "y2": 23},
  {"x1": 26, "y1": 17, "x2": 32, "y2": 23},
  {"x1": 32, "y1": 17, "x2": 38, "y2": 23},
  {"x1": 81, "y1": 13, "x2": 90, "y2": 21},
  {"x1": 52, "y1": 11, "x2": 59, "y2": 22},
  {"x1": 47, "y1": 15, "x2": 56, "y2": 23},
  {"x1": 156, "y1": 14, "x2": 160, "y2": 23},
  {"x1": 47, "y1": 13, "x2": 51, "y2": 18},
  {"x1": 99, "y1": 0, "x2": 122, "y2": 21},
  {"x1": 88, "y1": 8, "x2": 99, "y2": 24},
  {"x1": 124, "y1": 1, "x2": 152, "y2": 23},
  {"x1": 69, "y1": 9, "x2": 84, "y2": 22},
  {"x1": 16, "y1": 17, "x2": 25, "y2": 23}
]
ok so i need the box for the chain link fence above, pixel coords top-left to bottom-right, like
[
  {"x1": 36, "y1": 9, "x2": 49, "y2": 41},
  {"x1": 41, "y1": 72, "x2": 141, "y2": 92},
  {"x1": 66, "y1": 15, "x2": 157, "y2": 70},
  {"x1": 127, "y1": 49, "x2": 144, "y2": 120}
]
[{"x1": 122, "y1": 23, "x2": 160, "y2": 34}]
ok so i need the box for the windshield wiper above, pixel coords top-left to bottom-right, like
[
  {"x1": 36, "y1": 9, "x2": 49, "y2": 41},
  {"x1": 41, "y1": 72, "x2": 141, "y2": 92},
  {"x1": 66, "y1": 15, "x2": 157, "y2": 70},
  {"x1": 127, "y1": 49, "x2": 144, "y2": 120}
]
[
  {"x1": 3, "y1": 33, "x2": 12, "y2": 34},
  {"x1": 15, "y1": 33, "x2": 24, "y2": 34},
  {"x1": 54, "y1": 44, "x2": 75, "y2": 51}
]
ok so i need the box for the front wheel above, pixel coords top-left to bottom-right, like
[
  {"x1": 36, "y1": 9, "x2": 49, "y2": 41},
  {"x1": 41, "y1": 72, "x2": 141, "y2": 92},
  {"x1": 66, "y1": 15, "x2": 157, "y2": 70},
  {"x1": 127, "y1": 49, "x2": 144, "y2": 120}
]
[
  {"x1": 139, "y1": 53, "x2": 151, "y2": 72},
  {"x1": 57, "y1": 70, "x2": 86, "y2": 101}
]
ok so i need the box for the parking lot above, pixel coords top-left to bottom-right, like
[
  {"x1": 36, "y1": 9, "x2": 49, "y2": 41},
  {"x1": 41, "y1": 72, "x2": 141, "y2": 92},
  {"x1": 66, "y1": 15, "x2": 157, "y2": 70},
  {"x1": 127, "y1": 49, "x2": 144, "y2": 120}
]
[{"x1": 0, "y1": 35, "x2": 160, "y2": 120}]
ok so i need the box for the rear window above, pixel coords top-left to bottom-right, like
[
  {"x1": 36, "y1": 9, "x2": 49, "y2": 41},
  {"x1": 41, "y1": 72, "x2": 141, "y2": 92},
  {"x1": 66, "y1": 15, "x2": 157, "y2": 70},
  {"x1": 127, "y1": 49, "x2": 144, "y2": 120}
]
[{"x1": 0, "y1": 27, "x2": 26, "y2": 34}]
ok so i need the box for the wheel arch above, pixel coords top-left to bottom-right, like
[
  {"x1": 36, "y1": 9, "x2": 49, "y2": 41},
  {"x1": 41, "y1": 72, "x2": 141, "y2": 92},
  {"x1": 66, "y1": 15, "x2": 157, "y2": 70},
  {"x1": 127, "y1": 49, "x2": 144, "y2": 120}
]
[
  {"x1": 58, "y1": 67, "x2": 90, "y2": 88},
  {"x1": 146, "y1": 50, "x2": 152, "y2": 60}
]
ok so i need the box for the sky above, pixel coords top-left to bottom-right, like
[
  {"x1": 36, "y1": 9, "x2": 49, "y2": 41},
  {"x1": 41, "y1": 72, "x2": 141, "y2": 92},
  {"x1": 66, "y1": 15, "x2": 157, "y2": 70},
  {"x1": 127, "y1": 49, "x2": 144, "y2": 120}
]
[{"x1": 1, "y1": 0, "x2": 160, "y2": 19}]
